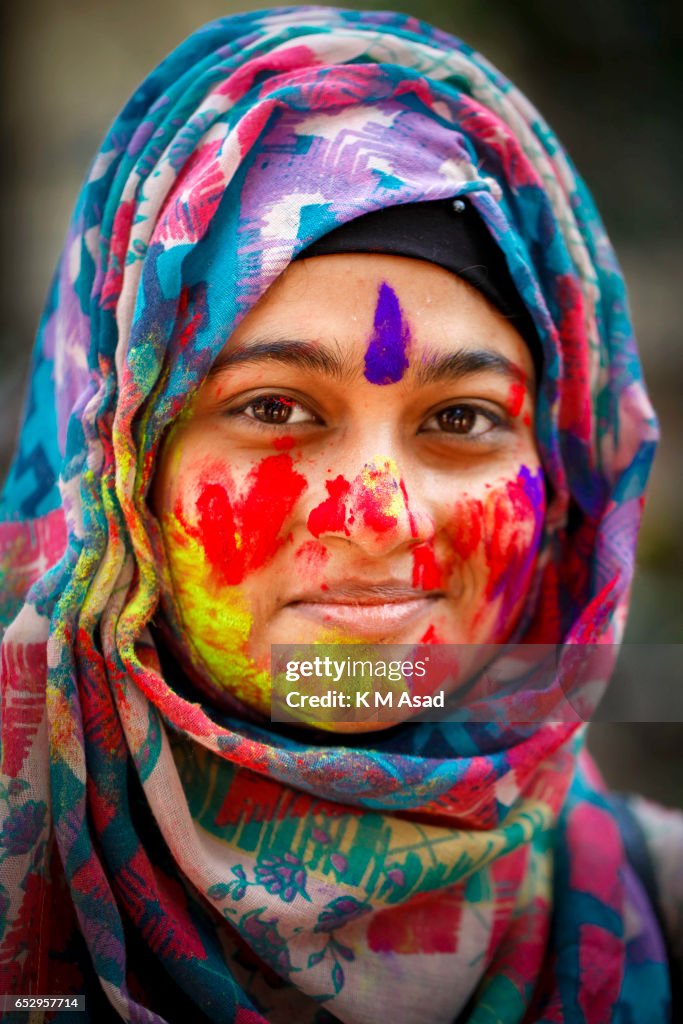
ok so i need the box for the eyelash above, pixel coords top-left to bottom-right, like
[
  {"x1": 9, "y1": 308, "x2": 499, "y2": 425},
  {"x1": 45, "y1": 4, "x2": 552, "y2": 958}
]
[{"x1": 226, "y1": 393, "x2": 507, "y2": 441}]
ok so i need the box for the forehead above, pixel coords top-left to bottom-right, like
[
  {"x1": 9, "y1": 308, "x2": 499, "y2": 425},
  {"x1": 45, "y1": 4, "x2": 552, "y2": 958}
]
[{"x1": 218, "y1": 253, "x2": 535, "y2": 382}]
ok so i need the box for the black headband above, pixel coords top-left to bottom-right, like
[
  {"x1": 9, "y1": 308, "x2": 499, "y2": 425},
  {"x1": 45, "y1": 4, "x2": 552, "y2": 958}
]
[{"x1": 295, "y1": 197, "x2": 542, "y2": 377}]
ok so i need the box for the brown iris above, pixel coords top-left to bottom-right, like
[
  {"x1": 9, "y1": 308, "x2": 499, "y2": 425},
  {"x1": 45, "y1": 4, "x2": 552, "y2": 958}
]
[
  {"x1": 436, "y1": 405, "x2": 478, "y2": 434},
  {"x1": 250, "y1": 395, "x2": 296, "y2": 424}
]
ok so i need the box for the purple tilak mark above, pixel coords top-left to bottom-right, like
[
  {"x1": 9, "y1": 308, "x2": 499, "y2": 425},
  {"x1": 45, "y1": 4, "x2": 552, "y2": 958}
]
[{"x1": 364, "y1": 282, "x2": 411, "y2": 384}]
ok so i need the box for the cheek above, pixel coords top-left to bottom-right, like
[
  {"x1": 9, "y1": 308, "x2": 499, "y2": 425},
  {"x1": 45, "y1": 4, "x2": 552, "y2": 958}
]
[
  {"x1": 435, "y1": 464, "x2": 545, "y2": 603},
  {"x1": 412, "y1": 543, "x2": 448, "y2": 590},
  {"x1": 172, "y1": 453, "x2": 308, "y2": 586},
  {"x1": 157, "y1": 453, "x2": 310, "y2": 713},
  {"x1": 481, "y1": 465, "x2": 546, "y2": 604}
]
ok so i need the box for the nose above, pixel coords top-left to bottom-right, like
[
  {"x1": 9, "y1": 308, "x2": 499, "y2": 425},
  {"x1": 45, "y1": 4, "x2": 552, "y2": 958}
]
[{"x1": 307, "y1": 455, "x2": 434, "y2": 557}]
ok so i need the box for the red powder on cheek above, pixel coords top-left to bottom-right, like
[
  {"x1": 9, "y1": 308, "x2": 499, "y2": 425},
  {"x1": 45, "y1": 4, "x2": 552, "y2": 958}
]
[
  {"x1": 485, "y1": 491, "x2": 514, "y2": 599},
  {"x1": 307, "y1": 475, "x2": 352, "y2": 538},
  {"x1": 273, "y1": 435, "x2": 295, "y2": 450},
  {"x1": 193, "y1": 453, "x2": 307, "y2": 585},
  {"x1": 484, "y1": 468, "x2": 544, "y2": 605},
  {"x1": 411, "y1": 542, "x2": 444, "y2": 590},
  {"x1": 442, "y1": 468, "x2": 544, "y2": 635},
  {"x1": 448, "y1": 496, "x2": 484, "y2": 561}
]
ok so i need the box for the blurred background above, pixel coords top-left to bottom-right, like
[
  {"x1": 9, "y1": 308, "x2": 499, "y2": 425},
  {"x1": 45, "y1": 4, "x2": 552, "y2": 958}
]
[{"x1": 1, "y1": 1, "x2": 681, "y2": 802}]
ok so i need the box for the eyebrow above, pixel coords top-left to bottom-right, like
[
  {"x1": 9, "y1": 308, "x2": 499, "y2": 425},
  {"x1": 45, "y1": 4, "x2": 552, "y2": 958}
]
[{"x1": 207, "y1": 337, "x2": 525, "y2": 386}]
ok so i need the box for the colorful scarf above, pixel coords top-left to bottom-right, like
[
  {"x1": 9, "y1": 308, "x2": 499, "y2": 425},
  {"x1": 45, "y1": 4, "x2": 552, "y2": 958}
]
[{"x1": 0, "y1": 7, "x2": 669, "y2": 1022}]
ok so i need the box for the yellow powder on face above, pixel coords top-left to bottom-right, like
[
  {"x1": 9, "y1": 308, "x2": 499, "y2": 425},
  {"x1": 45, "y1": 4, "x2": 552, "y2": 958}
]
[
  {"x1": 162, "y1": 511, "x2": 272, "y2": 713},
  {"x1": 159, "y1": 455, "x2": 412, "y2": 720},
  {"x1": 356, "y1": 455, "x2": 407, "y2": 524}
]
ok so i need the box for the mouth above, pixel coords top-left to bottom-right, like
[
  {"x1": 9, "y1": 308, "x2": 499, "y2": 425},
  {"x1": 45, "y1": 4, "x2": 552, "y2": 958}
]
[{"x1": 285, "y1": 582, "x2": 442, "y2": 640}]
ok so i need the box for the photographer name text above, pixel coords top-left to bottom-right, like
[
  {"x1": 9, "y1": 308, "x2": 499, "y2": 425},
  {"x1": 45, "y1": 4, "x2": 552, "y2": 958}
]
[{"x1": 284, "y1": 689, "x2": 445, "y2": 709}]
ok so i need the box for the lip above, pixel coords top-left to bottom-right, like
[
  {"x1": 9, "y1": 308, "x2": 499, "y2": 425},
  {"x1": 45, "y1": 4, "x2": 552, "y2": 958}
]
[
  {"x1": 288, "y1": 580, "x2": 442, "y2": 603},
  {"x1": 285, "y1": 582, "x2": 441, "y2": 639}
]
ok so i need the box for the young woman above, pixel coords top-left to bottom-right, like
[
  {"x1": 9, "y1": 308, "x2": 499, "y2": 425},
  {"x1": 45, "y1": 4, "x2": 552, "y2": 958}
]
[{"x1": 1, "y1": 7, "x2": 680, "y2": 1022}]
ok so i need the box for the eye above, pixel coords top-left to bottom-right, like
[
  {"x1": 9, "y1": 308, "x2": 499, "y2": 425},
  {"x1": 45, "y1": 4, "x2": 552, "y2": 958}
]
[
  {"x1": 237, "y1": 394, "x2": 316, "y2": 426},
  {"x1": 422, "y1": 403, "x2": 503, "y2": 438}
]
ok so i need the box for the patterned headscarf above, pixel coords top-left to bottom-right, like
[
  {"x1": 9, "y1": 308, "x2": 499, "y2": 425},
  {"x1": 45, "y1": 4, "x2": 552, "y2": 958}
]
[{"x1": 0, "y1": 7, "x2": 667, "y2": 1022}]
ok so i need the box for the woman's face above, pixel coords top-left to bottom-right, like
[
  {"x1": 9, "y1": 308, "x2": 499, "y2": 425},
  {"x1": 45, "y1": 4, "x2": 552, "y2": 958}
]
[{"x1": 152, "y1": 254, "x2": 544, "y2": 718}]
